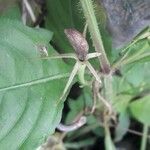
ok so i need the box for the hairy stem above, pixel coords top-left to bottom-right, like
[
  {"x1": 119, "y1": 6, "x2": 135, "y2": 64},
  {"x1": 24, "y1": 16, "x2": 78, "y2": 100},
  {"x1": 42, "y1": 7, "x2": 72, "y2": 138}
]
[
  {"x1": 80, "y1": 0, "x2": 113, "y2": 107},
  {"x1": 140, "y1": 125, "x2": 149, "y2": 150},
  {"x1": 80, "y1": 0, "x2": 110, "y2": 73},
  {"x1": 80, "y1": 1, "x2": 114, "y2": 148}
]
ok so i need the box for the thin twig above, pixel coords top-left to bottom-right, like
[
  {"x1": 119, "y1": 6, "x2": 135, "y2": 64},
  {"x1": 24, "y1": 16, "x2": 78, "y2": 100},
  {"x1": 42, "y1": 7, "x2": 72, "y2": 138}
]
[
  {"x1": 97, "y1": 93, "x2": 113, "y2": 115},
  {"x1": 140, "y1": 125, "x2": 149, "y2": 150},
  {"x1": 68, "y1": 120, "x2": 150, "y2": 141},
  {"x1": 109, "y1": 123, "x2": 150, "y2": 139},
  {"x1": 58, "y1": 111, "x2": 85, "y2": 140},
  {"x1": 91, "y1": 81, "x2": 98, "y2": 113},
  {"x1": 57, "y1": 116, "x2": 87, "y2": 132},
  {"x1": 22, "y1": 0, "x2": 36, "y2": 23}
]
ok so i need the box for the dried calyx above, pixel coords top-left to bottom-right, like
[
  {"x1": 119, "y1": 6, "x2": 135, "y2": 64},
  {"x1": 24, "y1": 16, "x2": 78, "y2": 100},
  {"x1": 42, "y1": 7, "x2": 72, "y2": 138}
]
[{"x1": 64, "y1": 28, "x2": 89, "y2": 61}]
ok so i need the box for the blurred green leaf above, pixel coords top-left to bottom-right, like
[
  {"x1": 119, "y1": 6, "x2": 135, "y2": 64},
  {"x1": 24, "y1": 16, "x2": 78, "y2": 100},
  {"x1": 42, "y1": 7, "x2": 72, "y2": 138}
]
[
  {"x1": 66, "y1": 86, "x2": 105, "y2": 139},
  {"x1": 113, "y1": 30, "x2": 149, "y2": 96},
  {"x1": 0, "y1": 18, "x2": 71, "y2": 150},
  {"x1": 86, "y1": 115, "x2": 104, "y2": 137},
  {"x1": 113, "y1": 95, "x2": 131, "y2": 142},
  {"x1": 112, "y1": 76, "x2": 132, "y2": 96},
  {"x1": 122, "y1": 62, "x2": 150, "y2": 87},
  {"x1": 113, "y1": 95, "x2": 132, "y2": 113},
  {"x1": 129, "y1": 95, "x2": 150, "y2": 125},
  {"x1": 113, "y1": 61, "x2": 150, "y2": 96},
  {"x1": 45, "y1": 0, "x2": 84, "y2": 53},
  {"x1": 114, "y1": 111, "x2": 130, "y2": 142},
  {"x1": 113, "y1": 27, "x2": 150, "y2": 68},
  {"x1": 66, "y1": 86, "x2": 94, "y2": 124},
  {"x1": 66, "y1": 96, "x2": 84, "y2": 124},
  {"x1": 1, "y1": 5, "x2": 21, "y2": 20},
  {"x1": 122, "y1": 39, "x2": 150, "y2": 65}
]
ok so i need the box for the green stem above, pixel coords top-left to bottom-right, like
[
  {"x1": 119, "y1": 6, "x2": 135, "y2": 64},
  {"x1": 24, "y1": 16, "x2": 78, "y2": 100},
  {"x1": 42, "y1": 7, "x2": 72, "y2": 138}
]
[
  {"x1": 78, "y1": 63, "x2": 88, "y2": 86},
  {"x1": 79, "y1": 2, "x2": 115, "y2": 149},
  {"x1": 80, "y1": 0, "x2": 110, "y2": 73},
  {"x1": 80, "y1": 0, "x2": 113, "y2": 103},
  {"x1": 104, "y1": 121, "x2": 116, "y2": 150},
  {"x1": 104, "y1": 74, "x2": 113, "y2": 102},
  {"x1": 140, "y1": 125, "x2": 149, "y2": 150}
]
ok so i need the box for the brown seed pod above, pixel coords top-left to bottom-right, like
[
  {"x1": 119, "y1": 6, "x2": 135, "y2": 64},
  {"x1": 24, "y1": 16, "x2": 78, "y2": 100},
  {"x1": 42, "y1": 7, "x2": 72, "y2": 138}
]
[{"x1": 64, "y1": 28, "x2": 89, "y2": 61}]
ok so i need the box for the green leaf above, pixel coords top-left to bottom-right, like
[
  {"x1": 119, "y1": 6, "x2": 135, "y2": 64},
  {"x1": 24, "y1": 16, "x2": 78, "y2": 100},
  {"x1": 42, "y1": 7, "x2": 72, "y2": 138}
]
[
  {"x1": 45, "y1": 0, "x2": 84, "y2": 53},
  {"x1": 121, "y1": 62, "x2": 150, "y2": 89},
  {"x1": 0, "y1": 18, "x2": 71, "y2": 150},
  {"x1": 66, "y1": 87, "x2": 104, "y2": 139},
  {"x1": 122, "y1": 39, "x2": 150, "y2": 65},
  {"x1": 113, "y1": 95, "x2": 131, "y2": 142},
  {"x1": 123, "y1": 27, "x2": 150, "y2": 63},
  {"x1": 113, "y1": 95, "x2": 132, "y2": 113},
  {"x1": 129, "y1": 95, "x2": 150, "y2": 125},
  {"x1": 66, "y1": 97, "x2": 84, "y2": 124},
  {"x1": 114, "y1": 111, "x2": 130, "y2": 142},
  {"x1": 113, "y1": 27, "x2": 150, "y2": 69},
  {"x1": 113, "y1": 61, "x2": 150, "y2": 96},
  {"x1": 112, "y1": 76, "x2": 134, "y2": 96}
]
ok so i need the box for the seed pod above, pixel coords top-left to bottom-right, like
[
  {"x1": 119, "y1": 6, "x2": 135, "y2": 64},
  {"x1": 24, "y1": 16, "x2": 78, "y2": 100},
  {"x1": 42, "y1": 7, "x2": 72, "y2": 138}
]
[{"x1": 64, "y1": 28, "x2": 89, "y2": 61}]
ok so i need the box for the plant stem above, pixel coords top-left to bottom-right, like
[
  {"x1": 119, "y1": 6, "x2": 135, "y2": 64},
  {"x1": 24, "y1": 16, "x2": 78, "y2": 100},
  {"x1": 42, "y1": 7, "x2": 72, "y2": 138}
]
[
  {"x1": 104, "y1": 120, "x2": 116, "y2": 150},
  {"x1": 80, "y1": 0, "x2": 113, "y2": 103},
  {"x1": 104, "y1": 74, "x2": 113, "y2": 102},
  {"x1": 80, "y1": 0, "x2": 114, "y2": 105},
  {"x1": 22, "y1": 0, "x2": 36, "y2": 23},
  {"x1": 80, "y1": 3, "x2": 115, "y2": 150},
  {"x1": 80, "y1": 0, "x2": 110, "y2": 73},
  {"x1": 78, "y1": 63, "x2": 87, "y2": 86},
  {"x1": 140, "y1": 125, "x2": 149, "y2": 150},
  {"x1": 65, "y1": 138, "x2": 95, "y2": 149}
]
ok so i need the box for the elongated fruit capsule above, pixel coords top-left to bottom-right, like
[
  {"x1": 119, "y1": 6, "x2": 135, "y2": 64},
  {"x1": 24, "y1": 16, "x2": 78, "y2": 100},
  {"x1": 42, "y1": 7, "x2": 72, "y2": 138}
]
[{"x1": 64, "y1": 28, "x2": 89, "y2": 61}]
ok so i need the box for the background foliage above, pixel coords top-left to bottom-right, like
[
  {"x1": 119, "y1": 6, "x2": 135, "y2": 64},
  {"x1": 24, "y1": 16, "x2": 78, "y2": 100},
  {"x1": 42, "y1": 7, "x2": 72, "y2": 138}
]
[{"x1": 0, "y1": 0, "x2": 149, "y2": 149}]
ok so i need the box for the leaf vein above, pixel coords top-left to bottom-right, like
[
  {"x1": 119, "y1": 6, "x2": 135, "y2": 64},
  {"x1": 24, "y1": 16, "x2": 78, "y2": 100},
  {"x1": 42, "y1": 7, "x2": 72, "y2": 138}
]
[{"x1": 0, "y1": 73, "x2": 70, "y2": 92}]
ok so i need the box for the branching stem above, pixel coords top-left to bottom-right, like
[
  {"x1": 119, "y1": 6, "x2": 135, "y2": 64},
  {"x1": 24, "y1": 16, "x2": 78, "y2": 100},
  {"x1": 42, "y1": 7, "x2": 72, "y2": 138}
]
[
  {"x1": 80, "y1": 1, "x2": 115, "y2": 149},
  {"x1": 80, "y1": 0, "x2": 113, "y2": 107},
  {"x1": 80, "y1": 0, "x2": 110, "y2": 73}
]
